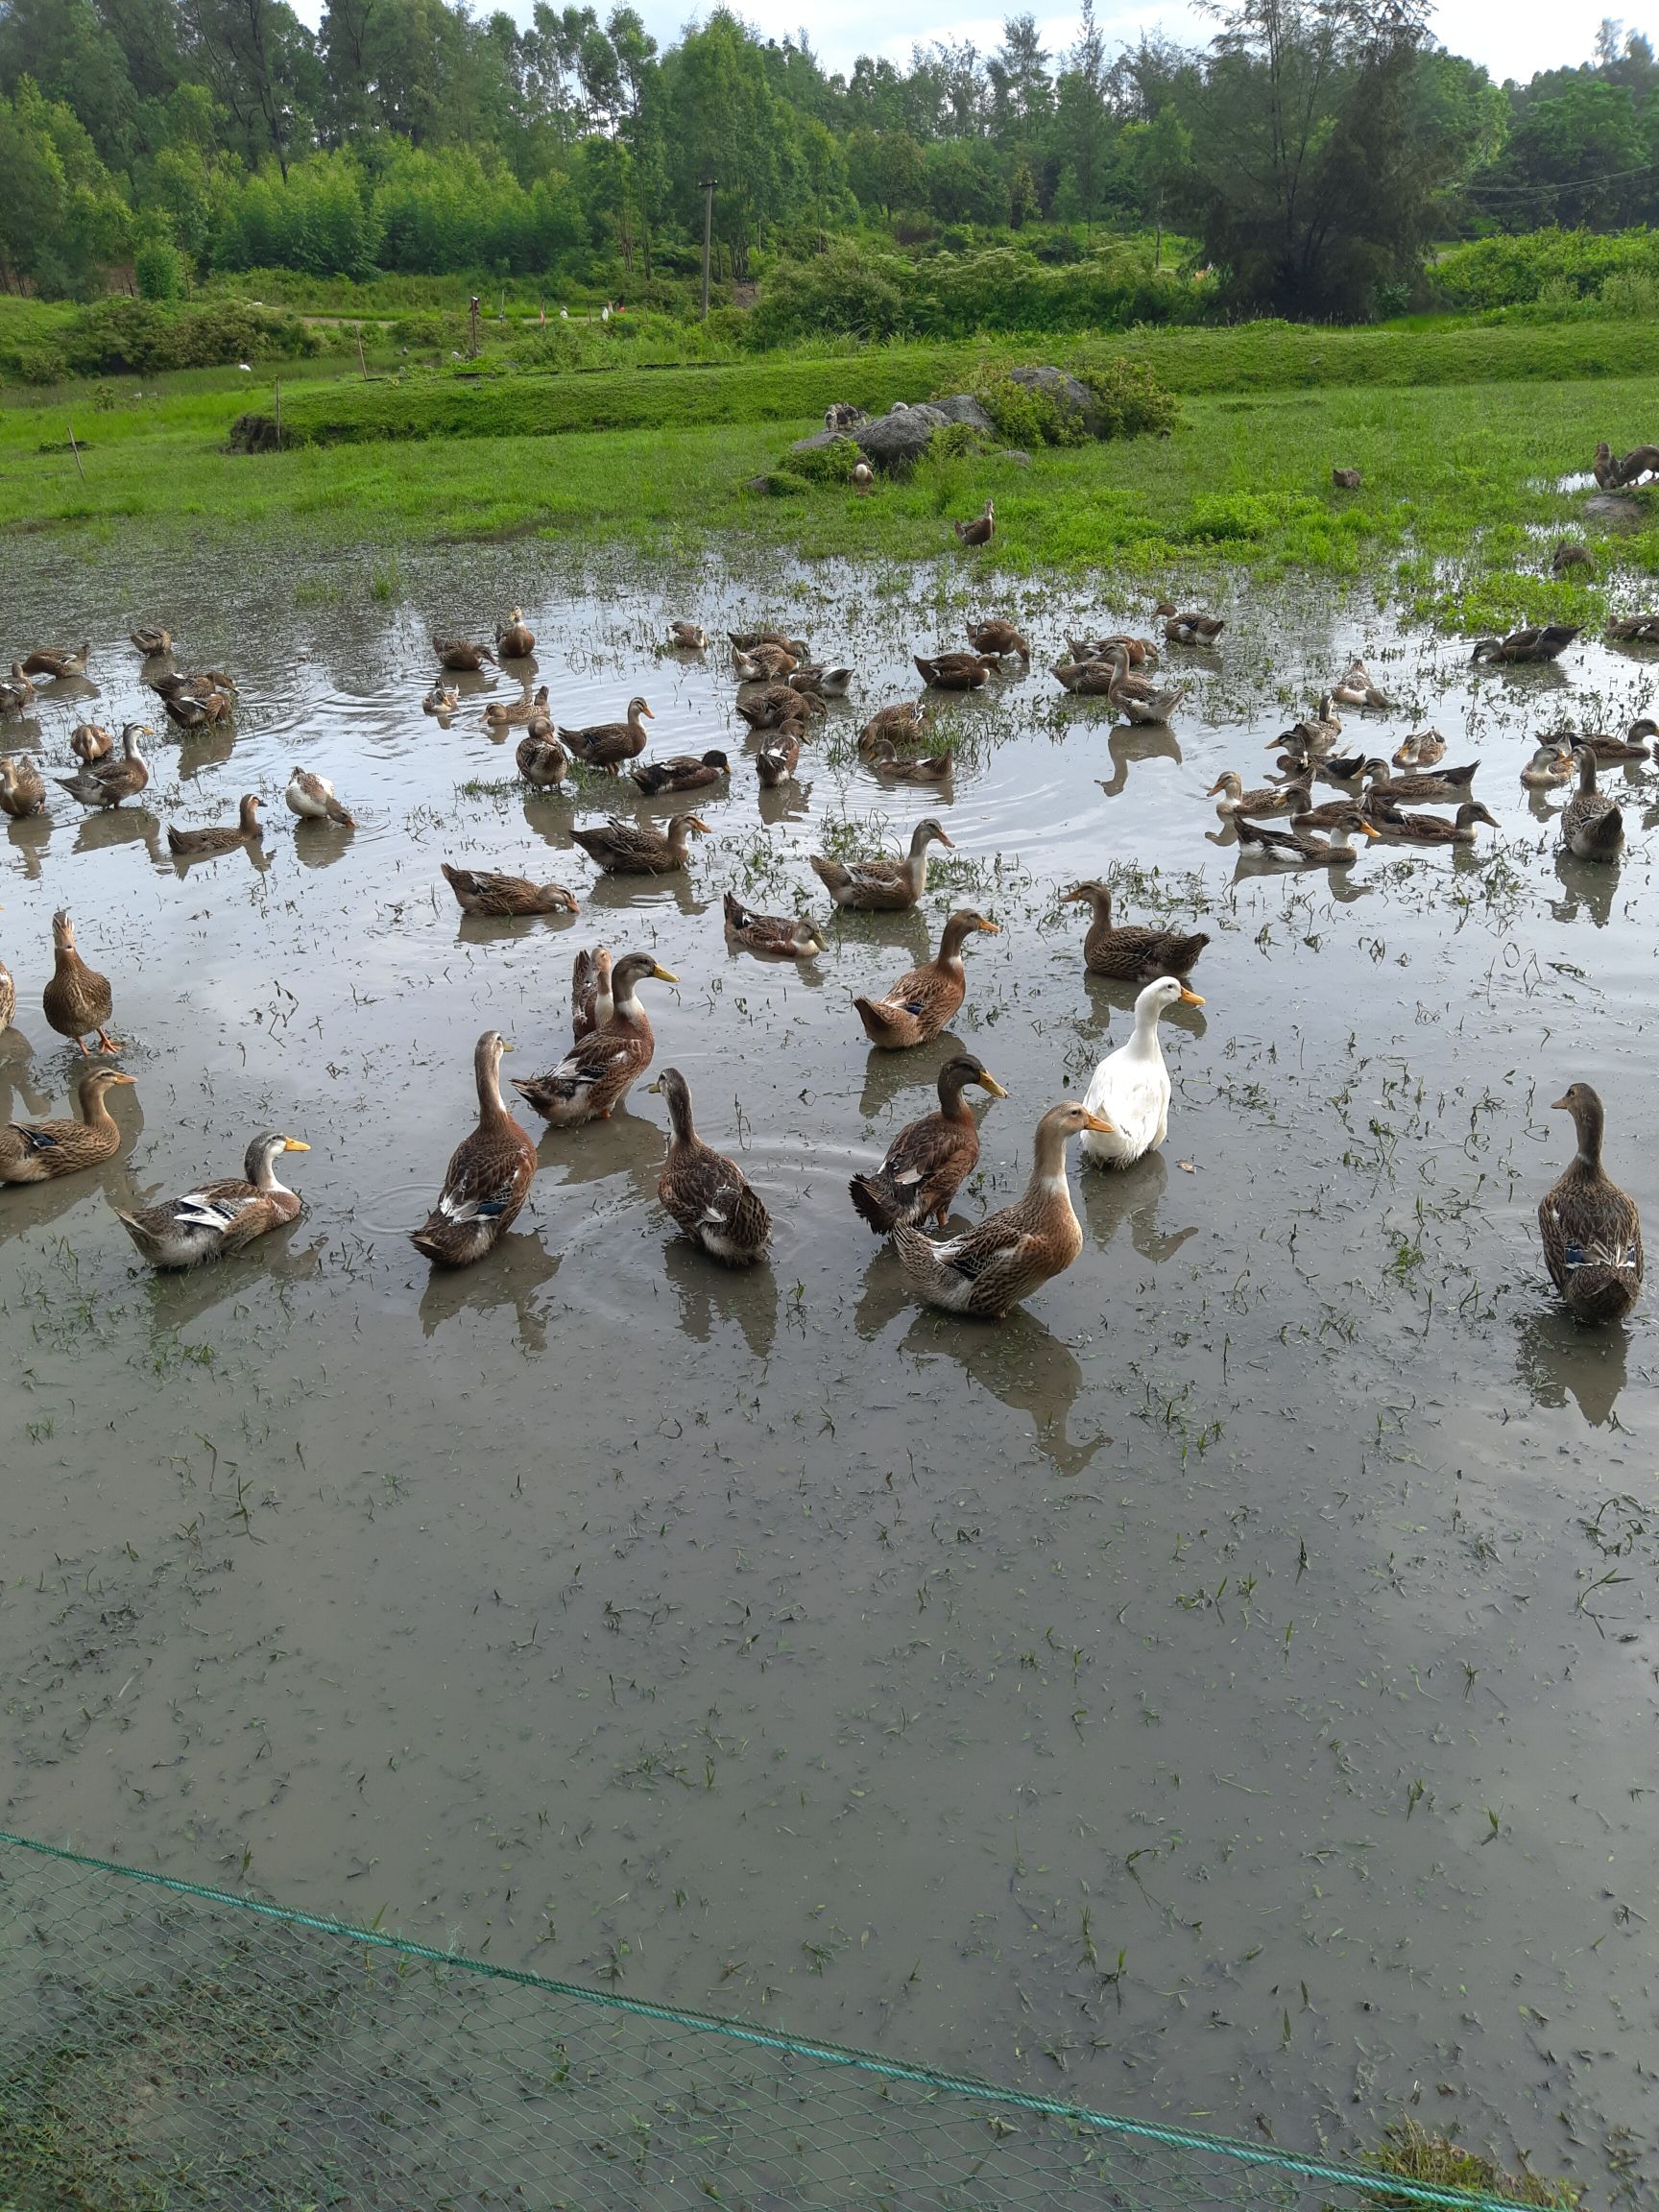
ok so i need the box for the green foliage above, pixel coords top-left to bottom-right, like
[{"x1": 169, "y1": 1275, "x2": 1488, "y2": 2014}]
[
  {"x1": 1, "y1": 298, "x2": 317, "y2": 383},
  {"x1": 1349, "y1": 2119, "x2": 1581, "y2": 2209},
  {"x1": 966, "y1": 370, "x2": 1088, "y2": 448},
  {"x1": 1070, "y1": 351, "x2": 1179, "y2": 437},
  {"x1": 783, "y1": 434, "x2": 864, "y2": 484},
  {"x1": 1430, "y1": 226, "x2": 1659, "y2": 309}
]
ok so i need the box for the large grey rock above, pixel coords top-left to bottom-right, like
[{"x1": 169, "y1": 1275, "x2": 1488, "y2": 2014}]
[
  {"x1": 789, "y1": 394, "x2": 996, "y2": 473},
  {"x1": 1007, "y1": 364, "x2": 1101, "y2": 436}
]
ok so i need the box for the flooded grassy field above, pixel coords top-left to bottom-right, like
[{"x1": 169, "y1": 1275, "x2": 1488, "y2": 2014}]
[{"x1": 2, "y1": 534, "x2": 1655, "y2": 2200}]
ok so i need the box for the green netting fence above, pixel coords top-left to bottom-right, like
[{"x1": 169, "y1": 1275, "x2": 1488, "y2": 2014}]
[{"x1": 0, "y1": 1830, "x2": 1551, "y2": 2212}]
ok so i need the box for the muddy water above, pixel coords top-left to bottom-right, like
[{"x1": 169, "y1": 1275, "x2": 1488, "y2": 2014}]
[{"x1": 3, "y1": 537, "x2": 1657, "y2": 2196}]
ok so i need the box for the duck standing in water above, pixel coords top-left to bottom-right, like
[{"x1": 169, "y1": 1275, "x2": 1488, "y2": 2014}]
[
  {"x1": 1081, "y1": 976, "x2": 1204, "y2": 1168},
  {"x1": 1538, "y1": 1083, "x2": 1643, "y2": 1323}
]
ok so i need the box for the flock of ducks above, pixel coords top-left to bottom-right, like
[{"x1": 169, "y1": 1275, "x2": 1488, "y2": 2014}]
[{"x1": 0, "y1": 577, "x2": 1647, "y2": 1326}]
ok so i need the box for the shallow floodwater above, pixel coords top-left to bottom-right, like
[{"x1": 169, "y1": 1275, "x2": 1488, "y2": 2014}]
[{"x1": 3, "y1": 535, "x2": 1657, "y2": 2198}]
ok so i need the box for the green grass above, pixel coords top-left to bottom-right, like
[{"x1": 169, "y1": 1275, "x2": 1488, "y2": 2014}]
[{"x1": 2, "y1": 322, "x2": 1650, "y2": 631}]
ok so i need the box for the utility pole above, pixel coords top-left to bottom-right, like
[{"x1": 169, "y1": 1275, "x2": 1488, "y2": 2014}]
[{"x1": 699, "y1": 178, "x2": 717, "y2": 321}]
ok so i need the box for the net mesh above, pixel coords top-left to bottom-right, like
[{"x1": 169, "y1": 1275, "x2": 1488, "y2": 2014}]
[{"x1": 0, "y1": 1832, "x2": 1548, "y2": 2212}]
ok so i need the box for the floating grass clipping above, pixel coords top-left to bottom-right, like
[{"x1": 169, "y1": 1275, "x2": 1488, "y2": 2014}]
[{"x1": 1333, "y1": 2119, "x2": 1583, "y2": 2210}]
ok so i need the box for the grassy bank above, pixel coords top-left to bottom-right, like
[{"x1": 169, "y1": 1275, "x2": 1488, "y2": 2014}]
[{"x1": 1, "y1": 320, "x2": 1649, "y2": 629}]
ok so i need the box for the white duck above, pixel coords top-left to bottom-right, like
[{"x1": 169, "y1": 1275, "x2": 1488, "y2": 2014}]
[{"x1": 1081, "y1": 975, "x2": 1203, "y2": 1168}]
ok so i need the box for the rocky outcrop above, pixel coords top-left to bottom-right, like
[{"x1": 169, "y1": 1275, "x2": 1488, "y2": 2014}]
[
  {"x1": 1005, "y1": 364, "x2": 1102, "y2": 436},
  {"x1": 790, "y1": 394, "x2": 997, "y2": 474}
]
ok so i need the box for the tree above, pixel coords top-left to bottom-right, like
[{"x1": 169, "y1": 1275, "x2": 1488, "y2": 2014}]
[
  {"x1": 846, "y1": 126, "x2": 926, "y2": 216},
  {"x1": 988, "y1": 14, "x2": 1052, "y2": 147},
  {"x1": 1477, "y1": 80, "x2": 1648, "y2": 228},
  {"x1": 1051, "y1": 0, "x2": 1113, "y2": 231},
  {"x1": 1123, "y1": 104, "x2": 1191, "y2": 262}
]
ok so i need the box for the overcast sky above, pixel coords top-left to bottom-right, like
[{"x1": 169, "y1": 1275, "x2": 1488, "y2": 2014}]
[{"x1": 286, "y1": 0, "x2": 1613, "y2": 89}]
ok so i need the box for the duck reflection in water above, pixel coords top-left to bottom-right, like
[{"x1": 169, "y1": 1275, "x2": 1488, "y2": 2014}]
[
  {"x1": 1096, "y1": 723, "x2": 1183, "y2": 800},
  {"x1": 6, "y1": 813, "x2": 52, "y2": 882},
  {"x1": 1514, "y1": 1306, "x2": 1630, "y2": 1430},
  {"x1": 661, "y1": 1236, "x2": 777, "y2": 1360},
  {"x1": 133, "y1": 1218, "x2": 328, "y2": 1332},
  {"x1": 1081, "y1": 1150, "x2": 1198, "y2": 1264},
  {"x1": 1551, "y1": 850, "x2": 1620, "y2": 930},
  {"x1": 419, "y1": 1224, "x2": 560, "y2": 1351}
]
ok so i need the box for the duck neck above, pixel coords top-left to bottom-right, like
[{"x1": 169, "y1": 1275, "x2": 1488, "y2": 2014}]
[
  {"x1": 474, "y1": 1042, "x2": 508, "y2": 1126},
  {"x1": 80, "y1": 1082, "x2": 118, "y2": 1132},
  {"x1": 1571, "y1": 1094, "x2": 1605, "y2": 1174},
  {"x1": 248, "y1": 1146, "x2": 286, "y2": 1193},
  {"x1": 613, "y1": 973, "x2": 646, "y2": 1023},
  {"x1": 938, "y1": 1069, "x2": 976, "y2": 1125},
  {"x1": 1578, "y1": 750, "x2": 1599, "y2": 793},
  {"x1": 937, "y1": 913, "x2": 976, "y2": 964},
  {"x1": 1026, "y1": 1115, "x2": 1074, "y2": 1196},
  {"x1": 1130, "y1": 998, "x2": 1166, "y2": 1053},
  {"x1": 239, "y1": 797, "x2": 260, "y2": 835},
  {"x1": 665, "y1": 1085, "x2": 695, "y2": 1146}
]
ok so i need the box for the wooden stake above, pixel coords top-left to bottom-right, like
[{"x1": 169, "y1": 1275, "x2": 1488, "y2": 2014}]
[
  {"x1": 274, "y1": 378, "x2": 282, "y2": 450},
  {"x1": 67, "y1": 424, "x2": 84, "y2": 481},
  {"x1": 356, "y1": 324, "x2": 368, "y2": 379}
]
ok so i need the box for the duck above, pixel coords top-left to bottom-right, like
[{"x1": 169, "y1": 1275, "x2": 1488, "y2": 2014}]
[
  {"x1": 737, "y1": 683, "x2": 820, "y2": 733},
  {"x1": 0, "y1": 756, "x2": 47, "y2": 819},
  {"x1": 161, "y1": 685, "x2": 233, "y2": 731},
  {"x1": 1360, "y1": 757, "x2": 1478, "y2": 805},
  {"x1": 788, "y1": 664, "x2": 854, "y2": 698},
  {"x1": 560, "y1": 695, "x2": 654, "y2": 771},
  {"x1": 1236, "y1": 811, "x2": 1377, "y2": 865},
  {"x1": 1472, "y1": 625, "x2": 1580, "y2": 665},
  {"x1": 116, "y1": 1132, "x2": 311, "y2": 1269},
  {"x1": 285, "y1": 766, "x2": 355, "y2": 828},
  {"x1": 668, "y1": 622, "x2": 708, "y2": 650},
  {"x1": 0, "y1": 1066, "x2": 136, "y2": 1184},
  {"x1": 167, "y1": 794, "x2": 263, "y2": 859},
  {"x1": 432, "y1": 636, "x2": 494, "y2": 672},
  {"x1": 1061, "y1": 881, "x2": 1209, "y2": 982},
  {"x1": 733, "y1": 641, "x2": 799, "y2": 683},
  {"x1": 1551, "y1": 541, "x2": 1592, "y2": 578},
  {"x1": 423, "y1": 682, "x2": 460, "y2": 716},
  {"x1": 512, "y1": 951, "x2": 675, "y2": 1124},
  {"x1": 55, "y1": 722, "x2": 150, "y2": 809},
  {"x1": 892, "y1": 1101, "x2": 1112, "y2": 1319},
  {"x1": 517, "y1": 729, "x2": 570, "y2": 788},
  {"x1": 1332, "y1": 466, "x2": 1361, "y2": 490},
  {"x1": 1521, "y1": 742, "x2": 1575, "y2": 789},
  {"x1": 1154, "y1": 603, "x2": 1225, "y2": 646},
  {"x1": 1209, "y1": 770, "x2": 1310, "y2": 821},
  {"x1": 1571, "y1": 718, "x2": 1655, "y2": 764},
  {"x1": 1607, "y1": 613, "x2": 1659, "y2": 644},
  {"x1": 441, "y1": 863, "x2": 580, "y2": 918},
  {"x1": 496, "y1": 608, "x2": 536, "y2": 658},
  {"x1": 129, "y1": 626, "x2": 173, "y2": 657},
  {"x1": 952, "y1": 499, "x2": 995, "y2": 547},
  {"x1": 1081, "y1": 976, "x2": 1203, "y2": 1168},
  {"x1": 1561, "y1": 747, "x2": 1623, "y2": 861},
  {"x1": 853, "y1": 909, "x2": 998, "y2": 1049},
  {"x1": 21, "y1": 643, "x2": 90, "y2": 680},
  {"x1": 723, "y1": 892, "x2": 825, "y2": 959},
  {"x1": 150, "y1": 667, "x2": 236, "y2": 704},
  {"x1": 648, "y1": 1067, "x2": 772, "y2": 1263},
  {"x1": 484, "y1": 685, "x2": 549, "y2": 733},
  {"x1": 571, "y1": 946, "x2": 613, "y2": 1040},
  {"x1": 755, "y1": 730, "x2": 803, "y2": 786},
  {"x1": 849, "y1": 1052, "x2": 1007, "y2": 1233},
  {"x1": 1391, "y1": 728, "x2": 1446, "y2": 770},
  {"x1": 0, "y1": 664, "x2": 36, "y2": 713},
  {"x1": 0, "y1": 950, "x2": 12, "y2": 1035},
  {"x1": 1331, "y1": 657, "x2": 1390, "y2": 709},
  {"x1": 42, "y1": 910, "x2": 118, "y2": 1055},
  {"x1": 70, "y1": 721, "x2": 113, "y2": 764},
  {"x1": 408, "y1": 1033, "x2": 535, "y2": 1267},
  {"x1": 1368, "y1": 801, "x2": 1499, "y2": 846},
  {"x1": 1538, "y1": 1083, "x2": 1643, "y2": 1323},
  {"x1": 853, "y1": 460, "x2": 875, "y2": 495},
  {"x1": 809, "y1": 817, "x2": 953, "y2": 911},
  {"x1": 570, "y1": 812, "x2": 708, "y2": 875},
  {"x1": 729, "y1": 630, "x2": 809, "y2": 656},
  {"x1": 1052, "y1": 660, "x2": 1121, "y2": 697},
  {"x1": 1273, "y1": 696, "x2": 1343, "y2": 756},
  {"x1": 866, "y1": 738, "x2": 955, "y2": 783},
  {"x1": 915, "y1": 652, "x2": 993, "y2": 692},
  {"x1": 858, "y1": 701, "x2": 931, "y2": 753},
  {"x1": 1069, "y1": 635, "x2": 1159, "y2": 669},
  {"x1": 966, "y1": 618, "x2": 1030, "y2": 661},
  {"x1": 1107, "y1": 646, "x2": 1187, "y2": 724},
  {"x1": 630, "y1": 751, "x2": 729, "y2": 797}
]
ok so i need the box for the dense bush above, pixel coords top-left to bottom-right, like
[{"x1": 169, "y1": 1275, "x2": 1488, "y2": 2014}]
[
  {"x1": 1427, "y1": 227, "x2": 1659, "y2": 309},
  {"x1": 9, "y1": 299, "x2": 318, "y2": 382}
]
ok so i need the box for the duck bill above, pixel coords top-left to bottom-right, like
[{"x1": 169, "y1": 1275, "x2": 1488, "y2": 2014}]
[
  {"x1": 935, "y1": 828, "x2": 955, "y2": 848},
  {"x1": 1178, "y1": 988, "x2": 1205, "y2": 1006},
  {"x1": 1083, "y1": 1112, "x2": 1117, "y2": 1135},
  {"x1": 977, "y1": 1073, "x2": 1010, "y2": 1099},
  {"x1": 1551, "y1": 1094, "x2": 1572, "y2": 1112},
  {"x1": 1358, "y1": 821, "x2": 1380, "y2": 840},
  {"x1": 651, "y1": 963, "x2": 679, "y2": 983},
  {"x1": 1205, "y1": 781, "x2": 1226, "y2": 797},
  {"x1": 283, "y1": 1139, "x2": 311, "y2": 1152},
  {"x1": 978, "y1": 921, "x2": 1000, "y2": 935},
  {"x1": 108, "y1": 1071, "x2": 138, "y2": 1087},
  {"x1": 647, "y1": 1076, "x2": 663, "y2": 1094},
  {"x1": 685, "y1": 817, "x2": 710, "y2": 834}
]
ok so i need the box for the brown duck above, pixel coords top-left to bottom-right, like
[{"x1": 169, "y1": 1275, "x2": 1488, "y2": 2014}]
[
  {"x1": 649, "y1": 1067, "x2": 772, "y2": 1264},
  {"x1": 442, "y1": 864, "x2": 579, "y2": 918},
  {"x1": 56, "y1": 722, "x2": 150, "y2": 809},
  {"x1": 22, "y1": 643, "x2": 90, "y2": 680},
  {"x1": 560, "y1": 695, "x2": 653, "y2": 771},
  {"x1": 410, "y1": 1033, "x2": 536, "y2": 1268},
  {"x1": 571, "y1": 947, "x2": 613, "y2": 1041},
  {"x1": 1538, "y1": 1083, "x2": 1643, "y2": 1324},
  {"x1": 630, "y1": 751, "x2": 730, "y2": 796},
  {"x1": 755, "y1": 729, "x2": 803, "y2": 786},
  {"x1": 167, "y1": 794, "x2": 263, "y2": 859},
  {"x1": 484, "y1": 685, "x2": 549, "y2": 733},
  {"x1": 737, "y1": 683, "x2": 819, "y2": 733},
  {"x1": 915, "y1": 652, "x2": 993, "y2": 691},
  {"x1": 966, "y1": 618, "x2": 1029, "y2": 661},
  {"x1": 517, "y1": 731, "x2": 570, "y2": 788},
  {"x1": 0, "y1": 757, "x2": 47, "y2": 819},
  {"x1": 0, "y1": 663, "x2": 37, "y2": 712},
  {"x1": 570, "y1": 813, "x2": 707, "y2": 875},
  {"x1": 854, "y1": 909, "x2": 998, "y2": 1049},
  {"x1": 512, "y1": 951, "x2": 676, "y2": 1125},
  {"x1": 809, "y1": 817, "x2": 952, "y2": 911},
  {"x1": 866, "y1": 738, "x2": 954, "y2": 783},
  {"x1": 116, "y1": 1132, "x2": 310, "y2": 1269},
  {"x1": 858, "y1": 701, "x2": 931, "y2": 753},
  {"x1": 70, "y1": 721, "x2": 113, "y2": 764},
  {"x1": 433, "y1": 636, "x2": 495, "y2": 672},
  {"x1": 723, "y1": 892, "x2": 825, "y2": 958},
  {"x1": 953, "y1": 499, "x2": 995, "y2": 546},
  {"x1": 849, "y1": 1053, "x2": 1006, "y2": 1233},
  {"x1": 1154, "y1": 603, "x2": 1225, "y2": 645},
  {"x1": 42, "y1": 909, "x2": 119, "y2": 1054},
  {"x1": 496, "y1": 608, "x2": 536, "y2": 658},
  {"x1": 1061, "y1": 881, "x2": 1209, "y2": 982},
  {"x1": 0, "y1": 1067, "x2": 136, "y2": 1184}
]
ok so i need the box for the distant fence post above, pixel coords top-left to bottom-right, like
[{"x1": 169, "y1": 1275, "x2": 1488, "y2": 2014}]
[{"x1": 67, "y1": 425, "x2": 85, "y2": 481}]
